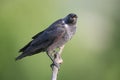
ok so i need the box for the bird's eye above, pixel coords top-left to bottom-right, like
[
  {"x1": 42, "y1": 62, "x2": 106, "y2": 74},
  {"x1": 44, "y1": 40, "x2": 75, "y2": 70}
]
[{"x1": 72, "y1": 15, "x2": 77, "y2": 18}]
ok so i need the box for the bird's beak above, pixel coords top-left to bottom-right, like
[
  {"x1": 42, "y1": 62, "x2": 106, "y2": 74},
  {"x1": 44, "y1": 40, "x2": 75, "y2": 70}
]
[
  {"x1": 73, "y1": 15, "x2": 78, "y2": 18},
  {"x1": 73, "y1": 17, "x2": 76, "y2": 19}
]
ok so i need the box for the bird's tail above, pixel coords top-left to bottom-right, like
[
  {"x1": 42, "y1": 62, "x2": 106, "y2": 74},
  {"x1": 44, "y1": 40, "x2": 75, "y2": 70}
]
[
  {"x1": 15, "y1": 53, "x2": 28, "y2": 61},
  {"x1": 16, "y1": 47, "x2": 43, "y2": 61}
]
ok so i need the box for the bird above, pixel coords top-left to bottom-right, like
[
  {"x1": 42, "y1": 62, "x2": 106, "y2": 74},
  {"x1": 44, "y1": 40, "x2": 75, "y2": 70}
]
[{"x1": 16, "y1": 13, "x2": 78, "y2": 67}]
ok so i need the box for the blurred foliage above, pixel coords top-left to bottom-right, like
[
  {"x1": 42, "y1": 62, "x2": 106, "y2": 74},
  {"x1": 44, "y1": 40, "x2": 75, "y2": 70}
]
[{"x1": 0, "y1": 0, "x2": 120, "y2": 80}]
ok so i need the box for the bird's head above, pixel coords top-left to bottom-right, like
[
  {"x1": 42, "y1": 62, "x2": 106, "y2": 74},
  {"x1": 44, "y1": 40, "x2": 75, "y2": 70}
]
[{"x1": 64, "y1": 13, "x2": 78, "y2": 25}]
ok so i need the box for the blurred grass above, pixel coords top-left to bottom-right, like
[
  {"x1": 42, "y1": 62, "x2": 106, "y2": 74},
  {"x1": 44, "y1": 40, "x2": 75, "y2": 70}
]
[{"x1": 0, "y1": 0, "x2": 120, "y2": 80}]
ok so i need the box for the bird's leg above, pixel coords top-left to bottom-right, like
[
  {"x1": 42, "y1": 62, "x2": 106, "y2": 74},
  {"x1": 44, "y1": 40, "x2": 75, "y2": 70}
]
[
  {"x1": 59, "y1": 45, "x2": 65, "y2": 55},
  {"x1": 57, "y1": 45, "x2": 65, "y2": 64},
  {"x1": 51, "y1": 45, "x2": 65, "y2": 69},
  {"x1": 47, "y1": 45, "x2": 65, "y2": 69},
  {"x1": 46, "y1": 51, "x2": 60, "y2": 68},
  {"x1": 50, "y1": 53, "x2": 60, "y2": 69}
]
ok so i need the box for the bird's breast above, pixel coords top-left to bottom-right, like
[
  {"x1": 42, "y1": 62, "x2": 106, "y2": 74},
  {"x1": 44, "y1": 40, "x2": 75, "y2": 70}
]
[
  {"x1": 56, "y1": 25, "x2": 76, "y2": 48},
  {"x1": 64, "y1": 24, "x2": 76, "y2": 40}
]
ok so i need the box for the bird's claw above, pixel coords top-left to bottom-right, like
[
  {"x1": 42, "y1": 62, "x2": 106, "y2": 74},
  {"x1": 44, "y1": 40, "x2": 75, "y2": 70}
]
[{"x1": 50, "y1": 62, "x2": 60, "y2": 69}]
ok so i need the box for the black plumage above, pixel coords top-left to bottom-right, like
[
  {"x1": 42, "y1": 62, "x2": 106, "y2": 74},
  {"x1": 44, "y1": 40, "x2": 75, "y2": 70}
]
[{"x1": 16, "y1": 13, "x2": 78, "y2": 61}]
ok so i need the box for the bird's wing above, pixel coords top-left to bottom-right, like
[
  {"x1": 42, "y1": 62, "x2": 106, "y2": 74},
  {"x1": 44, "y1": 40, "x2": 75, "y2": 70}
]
[
  {"x1": 32, "y1": 19, "x2": 62, "y2": 39},
  {"x1": 19, "y1": 31, "x2": 44, "y2": 52},
  {"x1": 31, "y1": 19, "x2": 65, "y2": 47},
  {"x1": 31, "y1": 26, "x2": 65, "y2": 48},
  {"x1": 17, "y1": 26, "x2": 66, "y2": 60},
  {"x1": 19, "y1": 41, "x2": 32, "y2": 52},
  {"x1": 19, "y1": 24, "x2": 65, "y2": 53},
  {"x1": 32, "y1": 30, "x2": 44, "y2": 39}
]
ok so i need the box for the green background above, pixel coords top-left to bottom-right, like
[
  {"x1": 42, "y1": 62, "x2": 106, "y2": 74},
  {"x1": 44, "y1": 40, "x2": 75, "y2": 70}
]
[{"x1": 0, "y1": 0, "x2": 120, "y2": 80}]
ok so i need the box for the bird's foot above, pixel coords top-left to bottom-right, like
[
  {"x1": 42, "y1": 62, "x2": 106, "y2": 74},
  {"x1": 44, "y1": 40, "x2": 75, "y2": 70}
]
[{"x1": 50, "y1": 62, "x2": 60, "y2": 69}]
